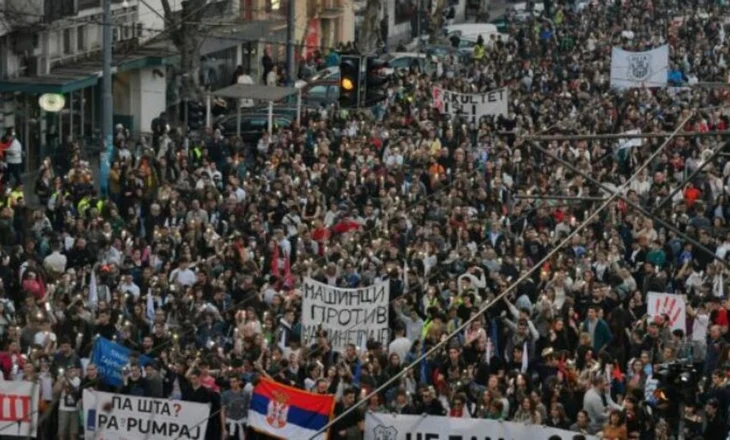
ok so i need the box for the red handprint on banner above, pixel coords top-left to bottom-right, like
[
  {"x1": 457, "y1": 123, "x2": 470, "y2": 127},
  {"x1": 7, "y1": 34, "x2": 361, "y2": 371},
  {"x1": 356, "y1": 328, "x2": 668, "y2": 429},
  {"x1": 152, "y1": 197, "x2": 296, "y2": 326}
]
[{"x1": 653, "y1": 294, "x2": 682, "y2": 328}]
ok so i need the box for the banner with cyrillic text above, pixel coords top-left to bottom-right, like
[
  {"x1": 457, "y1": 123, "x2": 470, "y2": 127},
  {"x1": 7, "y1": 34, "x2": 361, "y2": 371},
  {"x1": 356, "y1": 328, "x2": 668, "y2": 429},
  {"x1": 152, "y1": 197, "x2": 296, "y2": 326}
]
[
  {"x1": 365, "y1": 412, "x2": 598, "y2": 440},
  {"x1": 432, "y1": 87, "x2": 508, "y2": 122},
  {"x1": 301, "y1": 278, "x2": 390, "y2": 352},
  {"x1": 83, "y1": 390, "x2": 210, "y2": 440},
  {"x1": 0, "y1": 381, "x2": 39, "y2": 438}
]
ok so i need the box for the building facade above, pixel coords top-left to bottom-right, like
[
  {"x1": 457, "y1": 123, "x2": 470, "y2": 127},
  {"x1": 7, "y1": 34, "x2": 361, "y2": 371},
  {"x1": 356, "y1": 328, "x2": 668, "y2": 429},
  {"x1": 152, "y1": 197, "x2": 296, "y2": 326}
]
[
  {"x1": 384, "y1": 0, "x2": 466, "y2": 43},
  {"x1": 0, "y1": 0, "x2": 171, "y2": 171},
  {"x1": 242, "y1": 0, "x2": 354, "y2": 65},
  {"x1": 0, "y1": 0, "x2": 354, "y2": 172}
]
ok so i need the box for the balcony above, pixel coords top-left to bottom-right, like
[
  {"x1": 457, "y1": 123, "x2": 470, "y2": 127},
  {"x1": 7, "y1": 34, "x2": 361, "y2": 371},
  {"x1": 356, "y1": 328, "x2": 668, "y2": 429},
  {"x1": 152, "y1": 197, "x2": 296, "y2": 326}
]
[
  {"x1": 78, "y1": 0, "x2": 132, "y2": 10},
  {"x1": 43, "y1": 0, "x2": 77, "y2": 22}
]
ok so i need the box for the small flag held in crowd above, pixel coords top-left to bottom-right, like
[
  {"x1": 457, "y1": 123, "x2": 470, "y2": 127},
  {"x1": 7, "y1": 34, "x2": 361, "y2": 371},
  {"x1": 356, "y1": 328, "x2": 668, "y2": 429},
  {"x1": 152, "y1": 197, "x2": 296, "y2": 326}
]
[
  {"x1": 89, "y1": 269, "x2": 98, "y2": 308},
  {"x1": 613, "y1": 361, "x2": 624, "y2": 382},
  {"x1": 521, "y1": 340, "x2": 528, "y2": 373}
]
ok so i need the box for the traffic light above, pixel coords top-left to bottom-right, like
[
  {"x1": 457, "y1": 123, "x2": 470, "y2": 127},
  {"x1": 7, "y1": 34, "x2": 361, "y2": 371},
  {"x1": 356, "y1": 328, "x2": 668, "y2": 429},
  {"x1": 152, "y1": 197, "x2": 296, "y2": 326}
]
[
  {"x1": 364, "y1": 57, "x2": 390, "y2": 106},
  {"x1": 186, "y1": 101, "x2": 205, "y2": 130},
  {"x1": 339, "y1": 55, "x2": 361, "y2": 109}
]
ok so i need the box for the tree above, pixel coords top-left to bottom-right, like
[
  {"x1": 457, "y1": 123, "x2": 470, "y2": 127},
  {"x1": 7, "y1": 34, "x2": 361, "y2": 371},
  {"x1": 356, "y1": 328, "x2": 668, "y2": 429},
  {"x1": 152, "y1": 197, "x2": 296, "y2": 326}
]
[
  {"x1": 429, "y1": 0, "x2": 446, "y2": 42},
  {"x1": 159, "y1": 0, "x2": 210, "y2": 102},
  {"x1": 358, "y1": 0, "x2": 382, "y2": 54}
]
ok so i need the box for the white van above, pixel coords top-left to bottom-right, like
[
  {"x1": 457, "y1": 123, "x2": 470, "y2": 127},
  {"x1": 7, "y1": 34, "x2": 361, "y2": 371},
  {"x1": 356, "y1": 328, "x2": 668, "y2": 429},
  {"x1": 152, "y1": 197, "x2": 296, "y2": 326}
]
[
  {"x1": 512, "y1": 2, "x2": 545, "y2": 20},
  {"x1": 444, "y1": 23, "x2": 499, "y2": 37},
  {"x1": 444, "y1": 23, "x2": 509, "y2": 44}
]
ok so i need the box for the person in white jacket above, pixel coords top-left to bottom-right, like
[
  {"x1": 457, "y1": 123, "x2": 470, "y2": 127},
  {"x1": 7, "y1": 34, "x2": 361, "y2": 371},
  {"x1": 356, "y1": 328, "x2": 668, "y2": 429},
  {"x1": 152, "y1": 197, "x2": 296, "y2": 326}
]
[
  {"x1": 583, "y1": 376, "x2": 621, "y2": 432},
  {"x1": 2, "y1": 128, "x2": 22, "y2": 186}
]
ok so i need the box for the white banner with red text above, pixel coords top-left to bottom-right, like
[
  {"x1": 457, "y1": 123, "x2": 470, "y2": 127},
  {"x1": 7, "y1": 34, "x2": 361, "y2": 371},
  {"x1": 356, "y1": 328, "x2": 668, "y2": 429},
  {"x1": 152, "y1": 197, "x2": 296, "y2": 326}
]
[
  {"x1": 0, "y1": 381, "x2": 39, "y2": 438},
  {"x1": 365, "y1": 412, "x2": 598, "y2": 440},
  {"x1": 83, "y1": 389, "x2": 211, "y2": 440}
]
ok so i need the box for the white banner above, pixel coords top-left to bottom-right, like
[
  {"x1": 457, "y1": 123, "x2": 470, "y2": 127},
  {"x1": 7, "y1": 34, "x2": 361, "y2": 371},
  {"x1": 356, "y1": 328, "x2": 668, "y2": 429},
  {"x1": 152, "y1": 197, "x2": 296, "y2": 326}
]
[
  {"x1": 83, "y1": 390, "x2": 211, "y2": 440},
  {"x1": 365, "y1": 412, "x2": 598, "y2": 440},
  {"x1": 301, "y1": 278, "x2": 390, "y2": 352},
  {"x1": 432, "y1": 87, "x2": 508, "y2": 122},
  {"x1": 0, "y1": 381, "x2": 39, "y2": 438},
  {"x1": 647, "y1": 291, "x2": 686, "y2": 332},
  {"x1": 617, "y1": 129, "x2": 643, "y2": 150},
  {"x1": 610, "y1": 45, "x2": 669, "y2": 90}
]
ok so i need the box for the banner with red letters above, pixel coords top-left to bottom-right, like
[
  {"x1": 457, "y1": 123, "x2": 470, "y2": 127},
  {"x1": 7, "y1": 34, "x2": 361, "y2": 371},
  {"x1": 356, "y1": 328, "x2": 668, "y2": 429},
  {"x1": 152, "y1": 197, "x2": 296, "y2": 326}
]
[{"x1": 0, "y1": 381, "x2": 40, "y2": 438}]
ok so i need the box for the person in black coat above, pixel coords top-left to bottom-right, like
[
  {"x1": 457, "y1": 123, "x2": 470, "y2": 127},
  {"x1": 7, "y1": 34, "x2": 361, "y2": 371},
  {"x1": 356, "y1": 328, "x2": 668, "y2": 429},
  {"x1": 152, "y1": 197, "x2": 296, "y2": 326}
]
[
  {"x1": 261, "y1": 51, "x2": 273, "y2": 84},
  {"x1": 331, "y1": 388, "x2": 363, "y2": 440},
  {"x1": 413, "y1": 385, "x2": 446, "y2": 415},
  {"x1": 703, "y1": 398, "x2": 729, "y2": 439},
  {"x1": 181, "y1": 368, "x2": 222, "y2": 440}
]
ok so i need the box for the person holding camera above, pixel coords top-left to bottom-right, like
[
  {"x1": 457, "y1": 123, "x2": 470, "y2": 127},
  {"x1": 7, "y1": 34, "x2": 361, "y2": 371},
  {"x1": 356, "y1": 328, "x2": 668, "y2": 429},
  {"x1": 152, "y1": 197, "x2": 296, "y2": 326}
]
[
  {"x1": 120, "y1": 362, "x2": 148, "y2": 397},
  {"x1": 53, "y1": 365, "x2": 81, "y2": 440}
]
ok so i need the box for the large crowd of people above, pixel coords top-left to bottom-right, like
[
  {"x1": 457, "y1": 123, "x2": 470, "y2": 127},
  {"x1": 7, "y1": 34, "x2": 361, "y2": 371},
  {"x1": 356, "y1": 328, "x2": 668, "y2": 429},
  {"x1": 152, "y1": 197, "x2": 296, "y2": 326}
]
[{"x1": 0, "y1": 0, "x2": 729, "y2": 439}]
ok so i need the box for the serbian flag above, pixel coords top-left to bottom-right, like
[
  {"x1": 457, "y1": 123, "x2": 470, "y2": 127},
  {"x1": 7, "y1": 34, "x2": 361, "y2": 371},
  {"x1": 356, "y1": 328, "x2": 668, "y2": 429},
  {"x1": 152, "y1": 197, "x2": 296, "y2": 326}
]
[
  {"x1": 613, "y1": 361, "x2": 625, "y2": 382},
  {"x1": 248, "y1": 377, "x2": 336, "y2": 440},
  {"x1": 331, "y1": 218, "x2": 361, "y2": 234}
]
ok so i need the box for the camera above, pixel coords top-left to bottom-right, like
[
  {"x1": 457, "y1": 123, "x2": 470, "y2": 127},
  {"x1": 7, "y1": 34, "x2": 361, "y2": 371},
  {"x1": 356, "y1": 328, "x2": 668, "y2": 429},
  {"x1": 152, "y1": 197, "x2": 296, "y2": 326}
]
[{"x1": 655, "y1": 359, "x2": 698, "y2": 406}]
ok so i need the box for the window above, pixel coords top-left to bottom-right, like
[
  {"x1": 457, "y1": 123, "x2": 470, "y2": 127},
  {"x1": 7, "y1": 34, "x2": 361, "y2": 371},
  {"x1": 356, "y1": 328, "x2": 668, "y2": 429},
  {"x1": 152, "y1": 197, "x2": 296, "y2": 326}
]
[
  {"x1": 395, "y1": 0, "x2": 412, "y2": 24},
  {"x1": 77, "y1": 26, "x2": 86, "y2": 51},
  {"x1": 63, "y1": 28, "x2": 72, "y2": 55}
]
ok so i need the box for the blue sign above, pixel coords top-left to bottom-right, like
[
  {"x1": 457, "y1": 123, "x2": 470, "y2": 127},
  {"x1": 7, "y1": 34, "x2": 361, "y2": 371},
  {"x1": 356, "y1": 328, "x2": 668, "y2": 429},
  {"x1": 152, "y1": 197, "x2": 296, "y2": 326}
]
[{"x1": 91, "y1": 337, "x2": 152, "y2": 387}]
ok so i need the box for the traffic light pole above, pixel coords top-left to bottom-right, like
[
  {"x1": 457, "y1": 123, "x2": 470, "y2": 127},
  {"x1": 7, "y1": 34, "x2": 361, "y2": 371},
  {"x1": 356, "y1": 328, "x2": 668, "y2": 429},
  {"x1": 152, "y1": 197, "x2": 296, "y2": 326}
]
[
  {"x1": 338, "y1": 55, "x2": 363, "y2": 109},
  {"x1": 183, "y1": 98, "x2": 189, "y2": 129},
  {"x1": 286, "y1": 0, "x2": 296, "y2": 84},
  {"x1": 100, "y1": 0, "x2": 113, "y2": 197},
  {"x1": 359, "y1": 55, "x2": 366, "y2": 109},
  {"x1": 417, "y1": 0, "x2": 420, "y2": 37}
]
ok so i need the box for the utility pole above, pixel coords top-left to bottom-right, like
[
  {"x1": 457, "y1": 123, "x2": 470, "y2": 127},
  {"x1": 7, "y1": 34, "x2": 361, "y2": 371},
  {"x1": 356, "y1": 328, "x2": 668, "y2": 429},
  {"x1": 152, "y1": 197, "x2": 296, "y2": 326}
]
[
  {"x1": 286, "y1": 0, "x2": 296, "y2": 85},
  {"x1": 100, "y1": 0, "x2": 113, "y2": 197}
]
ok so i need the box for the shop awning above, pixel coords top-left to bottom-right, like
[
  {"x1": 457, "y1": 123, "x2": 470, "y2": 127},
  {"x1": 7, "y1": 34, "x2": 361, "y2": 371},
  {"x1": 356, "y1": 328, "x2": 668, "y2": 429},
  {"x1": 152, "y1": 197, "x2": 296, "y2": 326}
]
[
  {"x1": 0, "y1": 47, "x2": 177, "y2": 95},
  {"x1": 0, "y1": 74, "x2": 99, "y2": 94},
  {"x1": 210, "y1": 84, "x2": 301, "y2": 137},
  {"x1": 212, "y1": 84, "x2": 298, "y2": 102}
]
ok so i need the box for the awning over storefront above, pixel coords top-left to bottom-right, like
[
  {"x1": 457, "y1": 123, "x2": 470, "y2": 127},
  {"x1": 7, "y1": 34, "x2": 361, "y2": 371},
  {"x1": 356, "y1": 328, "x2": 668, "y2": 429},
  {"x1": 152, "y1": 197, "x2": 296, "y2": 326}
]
[
  {"x1": 0, "y1": 75, "x2": 99, "y2": 95},
  {"x1": 213, "y1": 84, "x2": 297, "y2": 102},
  {"x1": 0, "y1": 47, "x2": 177, "y2": 95}
]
